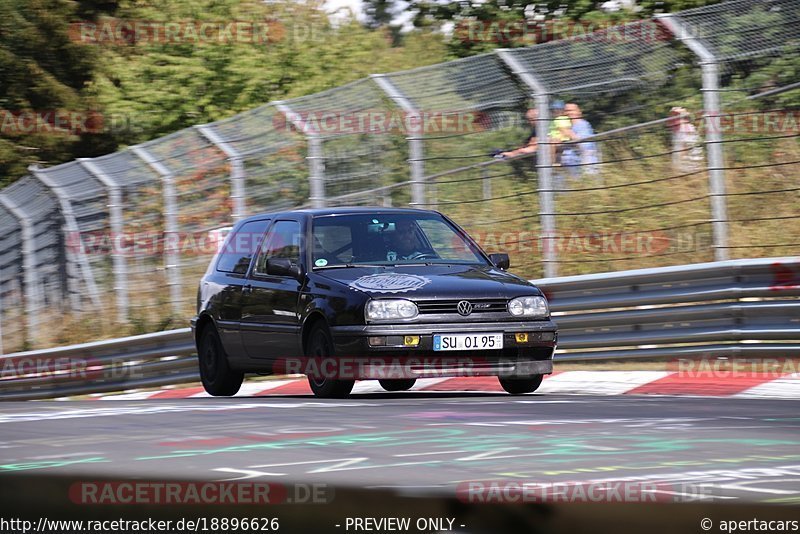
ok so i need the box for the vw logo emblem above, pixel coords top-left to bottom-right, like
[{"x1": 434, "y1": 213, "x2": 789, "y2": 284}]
[{"x1": 457, "y1": 300, "x2": 473, "y2": 316}]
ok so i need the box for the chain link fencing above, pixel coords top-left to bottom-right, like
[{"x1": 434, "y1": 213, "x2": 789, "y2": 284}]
[{"x1": 0, "y1": 0, "x2": 797, "y2": 351}]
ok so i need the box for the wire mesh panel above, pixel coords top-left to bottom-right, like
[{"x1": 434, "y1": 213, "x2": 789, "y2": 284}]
[
  {"x1": 671, "y1": 0, "x2": 800, "y2": 260},
  {"x1": 208, "y1": 104, "x2": 309, "y2": 214},
  {"x1": 500, "y1": 20, "x2": 709, "y2": 276},
  {"x1": 550, "y1": 120, "x2": 714, "y2": 276},
  {"x1": 508, "y1": 20, "x2": 679, "y2": 97},
  {"x1": 1, "y1": 176, "x2": 64, "y2": 346},
  {"x1": 139, "y1": 129, "x2": 230, "y2": 319},
  {"x1": 421, "y1": 158, "x2": 545, "y2": 278},
  {"x1": 34, "y1": 161, "x2": 109, "y2": 308},
  {"x1": 284, "y1": 78, "x2": 408, "y2": 202},
  {"x1": 384, "y1": 53, "x2": 529, "y2": 176},
  {"x1": 716, "y1": 103, "x2": 800, "y2": 259},
  {"x1": 89, "y1": 150, "x2": 168, "y2": 325},
  {"x1": 673, "y1": 0, "x2": 800, "y2": 64},
  {"x1": 383, "y1": 53, "x2": 531, "y2": 238},
  {"x1": 0, "y1": 205, "x2": 24, "y2": 353}
]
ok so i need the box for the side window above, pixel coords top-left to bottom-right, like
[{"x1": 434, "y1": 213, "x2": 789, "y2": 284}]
[
  {"x1": 215, "y1": 219, "x2": 270, "y2": 274},
  {"x1": 254, "y1": 220, "x2": 302, "y2": 275}
]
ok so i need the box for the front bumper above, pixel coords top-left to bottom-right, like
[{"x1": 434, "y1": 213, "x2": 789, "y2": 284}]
[{"x1": 327, "y1": 320, "x2": 557, "y2": 378}]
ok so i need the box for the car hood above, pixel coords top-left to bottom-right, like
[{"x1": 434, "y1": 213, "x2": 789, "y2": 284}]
[{"x1": 314, "y1": 264, "x2": 541, "y2": 300}]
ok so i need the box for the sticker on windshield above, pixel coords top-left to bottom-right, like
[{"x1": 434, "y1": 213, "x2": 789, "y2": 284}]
[
  {"x1": 315, "y1": 258, "x2": 328, "y2": 267},
  {"x1": 350, "y1": 273, "x2": 431, "y2": 294}
]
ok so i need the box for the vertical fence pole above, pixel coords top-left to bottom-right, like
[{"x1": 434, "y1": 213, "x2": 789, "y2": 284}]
[
  {"x1": 195, "y1": 125, "x2": 247, "y2": 221},
  {"x1": 370, "y1": 74, "x2": 427, "y2": 208},
  {"x1": 131, "y1": 146, "x2": 183, "y2": 318},
  {"x1": 31, "y1": 167, "x2": 101, "y2": 309},
  {"x1": 657, "y1": 14, "x2": 729, "y2": 261},
  {"x1": 275, "y1": 102, "x2": 326, "y2": 208},
  {"x1": 497, "y1": 50, "x2": 558, "y2": 278},
  {"x1": 78, "y1": 159, "x2": 129, "y2": 323},
  {"x1": 0, "y1": 195, "x2": 37, "y2": 348}
]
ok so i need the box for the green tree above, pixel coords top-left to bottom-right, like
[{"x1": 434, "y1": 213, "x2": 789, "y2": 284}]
[{"x1": 0, "y1": 0, "x2": 114, "y2": 185}]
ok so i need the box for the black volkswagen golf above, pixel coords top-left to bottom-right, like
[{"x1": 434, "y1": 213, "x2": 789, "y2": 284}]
[{"x1": 191, "y1": 208, "x2": 557, "y2": 398}]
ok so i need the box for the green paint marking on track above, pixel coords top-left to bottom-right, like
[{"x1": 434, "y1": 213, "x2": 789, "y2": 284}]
[{"x1": 0, "y1": 457, "x2": 109, "y2": 472}]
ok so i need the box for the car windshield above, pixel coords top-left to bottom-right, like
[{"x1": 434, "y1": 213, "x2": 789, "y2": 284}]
[{"x1": 311, "y1": 213, "x2": 488, "y2": 268}]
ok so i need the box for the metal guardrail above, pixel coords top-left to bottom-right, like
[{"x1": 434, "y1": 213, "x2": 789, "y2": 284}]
[
  {"x1": 534, "y1": 256, "x2": 800, "y2": 361},
  {"x1": 0, "y1": 328, "x2": 197, "y2": 400},
  {"x1": 1, "y1": 257, "x2": 798, "y2": 400}
]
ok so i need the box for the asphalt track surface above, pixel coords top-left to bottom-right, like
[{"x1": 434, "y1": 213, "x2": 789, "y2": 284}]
[{"x1": 2, "y1": 392, "x2": 800, "y2": 503}]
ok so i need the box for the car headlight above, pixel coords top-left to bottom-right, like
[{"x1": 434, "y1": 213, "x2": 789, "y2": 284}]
[
  {"x1": 508, "y1": 296, "x2": 549, "y2": 318},
  {"x1": 365, "y1": 299, "x2": 419, "y2": 321}
]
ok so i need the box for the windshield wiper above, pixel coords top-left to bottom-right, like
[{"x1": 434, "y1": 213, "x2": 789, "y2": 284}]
[{"x1": 314, "y1": 263, "x2": 386, "y2": 270}]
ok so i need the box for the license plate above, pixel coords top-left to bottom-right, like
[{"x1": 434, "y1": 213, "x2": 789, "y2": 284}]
[{"x1": 433, "y1": 333, "x2": 503, "y2": 351}]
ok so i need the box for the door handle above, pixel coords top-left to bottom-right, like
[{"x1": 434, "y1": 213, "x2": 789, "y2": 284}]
[{"x1": 242, "y1": 284, "x2": 252, "y2": 295}]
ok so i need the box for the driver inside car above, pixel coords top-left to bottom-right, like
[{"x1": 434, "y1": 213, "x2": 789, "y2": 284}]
[{"x1": 385, "y1": 220, "x2": 436, "y2": 261}]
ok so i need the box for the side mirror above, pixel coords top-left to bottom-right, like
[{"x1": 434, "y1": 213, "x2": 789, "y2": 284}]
[
  {"x1": 489, "y1": 253, "x2": 510, "y2": 270},
  {"x1": 266, "y1": 258, "x2": 303, "y2": 280}
]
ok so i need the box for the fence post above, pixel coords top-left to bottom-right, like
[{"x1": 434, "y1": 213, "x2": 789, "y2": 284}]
[
  {"x1": 78, "y1": 159, "x2": 129, "y2": 323},
  {"x1": 195, "y1": 124, "x2": 247, "y2": 221},
  {"x1": 30, "y1": 166, "x2": 101, "y2": 310},
  {"x1": 657, "y1": 13, "x2": 729, "y2": 261},
  {"x1": 275, "y1": 102, "x2": 326, "y2": 208},
  {"x1": 370, "y1": 74, "x2": 427, "y2": 208},
  {"x1": 131, "y1": 146, "x2": 183, "y2": 318},
  {"x1": 497, "y1": 49, "x2": 558, "y2": 278},
  {"x1": 0, "y1": 194, "x2": 38, "y2": 348}
]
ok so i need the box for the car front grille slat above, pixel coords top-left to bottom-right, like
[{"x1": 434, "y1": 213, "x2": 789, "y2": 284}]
[{"x1": 415, "y1": 299, "x2": 508, "y2": 314}]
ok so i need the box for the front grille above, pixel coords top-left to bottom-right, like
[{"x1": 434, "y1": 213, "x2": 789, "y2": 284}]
[{"x1": 415, "y1": 298, "x2": 508, "y2": 314}]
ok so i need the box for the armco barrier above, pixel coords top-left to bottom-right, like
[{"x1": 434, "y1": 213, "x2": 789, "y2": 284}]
[{"x1": 1, "y1": 257, "x2": 798, "y2": 400}]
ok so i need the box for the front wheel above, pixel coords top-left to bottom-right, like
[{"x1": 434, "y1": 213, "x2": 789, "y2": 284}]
[
  {"x1": 306, "y1": 324, "x2": 355, "y2": 399},
  {"x1": 198, "y1": 326, "x2": 244, "y2": 396},
  {"x1": 379, "y1": 379, "x2": 417, "y2": 392},
  {"x1": 498, "y1": 374, "x2": 544, "y2": 395}
]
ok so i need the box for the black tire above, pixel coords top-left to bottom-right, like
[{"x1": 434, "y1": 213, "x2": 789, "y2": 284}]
[
  {"x1": 498, "y1": 374, "x2": 544, "y2": 395},
  {"x1": 198, "y1": 326, "x2": 244, "y2": 396},
  {"x1": 306, "y1": 323, "x2": 355, "y2": 399},
  {"x1": 379, "y1": 379, "x2": 417, "y2": 392}
]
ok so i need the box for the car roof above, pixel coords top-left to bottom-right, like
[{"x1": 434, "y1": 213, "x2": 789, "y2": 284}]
[{"x1": 238, "y1": 206, "x2": 442, "y2": 224}]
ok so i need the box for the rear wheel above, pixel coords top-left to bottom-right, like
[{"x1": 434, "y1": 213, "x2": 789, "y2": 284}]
[
  {"x1": 198, "y1": 326, "x2": 243, "y2": 396},
  {"x1": 379, "y1": 379, "x2": 417, "y2": 392},
  {"x1": 498, "y1": 374, "x2": 544, "y2": 395},
  {"x1": 306, "y1": 324, "x2": 355, "y2": 398}
]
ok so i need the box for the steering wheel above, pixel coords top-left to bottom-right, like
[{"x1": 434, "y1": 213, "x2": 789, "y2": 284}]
[{"x1": 406, "y1": 252, "x2": 439, "y2": 261}]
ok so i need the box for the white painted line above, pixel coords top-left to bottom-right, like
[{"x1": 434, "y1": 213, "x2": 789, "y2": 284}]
[
  {"x1": 734, "y1": 373, "x2": 800, "y2": 399},
  {"x1": 99, "y1": 391, "x2": 161, "y2": 401},
  {"x1": 352, "y1": 381, "x2": 387, "y2": 394},
  {"x1": 188, "y1": 381, "x2": 297, "y2": 398},
  {"x1": 537, "y1": 371, "x2": 673, "y2": 396}
]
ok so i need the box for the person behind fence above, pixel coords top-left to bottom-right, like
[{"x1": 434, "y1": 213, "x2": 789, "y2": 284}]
[
  {"x1": 669, "y1": 106, "x2": 704, "y2": 173},
  {"x1": 560, "y1": 102, "x2": 599, "y2": 178},
  {"x1": 496, "y1": 108, "x2": 539, "y2": 163},
  {"x1": 548, "y1": 100, "x2": 572, "y2": 165}
]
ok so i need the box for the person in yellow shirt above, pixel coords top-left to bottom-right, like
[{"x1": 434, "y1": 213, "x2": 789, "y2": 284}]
[{"x1": 549, "y1": 100, "x2": 572, "y2": 165}]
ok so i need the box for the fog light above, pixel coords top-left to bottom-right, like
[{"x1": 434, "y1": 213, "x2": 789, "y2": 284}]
[
  {"x1": 541, "y1": 332, "x2": 555, "y2": 342},
  {"x1": 515, "y1": 333, "x2": 529, "y2": 343},
  {"x1": 403, "y1": 335, "x2": 420, "y2": 347},
  {"x1": 369, "y1": 336, "x2": 386, "y2": 346}
]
